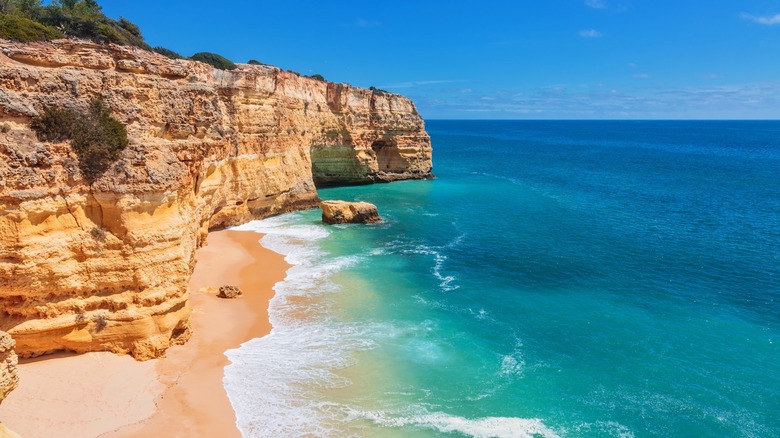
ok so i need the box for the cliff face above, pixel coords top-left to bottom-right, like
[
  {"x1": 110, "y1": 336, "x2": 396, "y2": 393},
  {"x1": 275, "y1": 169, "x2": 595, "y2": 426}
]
[{"x1": 0, "y1": 39, "x2": 432, "y2": 359}]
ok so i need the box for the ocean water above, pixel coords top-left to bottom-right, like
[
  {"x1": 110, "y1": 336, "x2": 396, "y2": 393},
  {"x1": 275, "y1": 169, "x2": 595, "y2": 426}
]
[{"x1": 226, "y1": 120, "x2": 780, "y2": 437}]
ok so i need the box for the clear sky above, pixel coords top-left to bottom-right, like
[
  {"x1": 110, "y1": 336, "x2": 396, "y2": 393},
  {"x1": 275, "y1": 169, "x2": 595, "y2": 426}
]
[{"x1": 97, "y1": 0, "x2": 780, "y2": 119}]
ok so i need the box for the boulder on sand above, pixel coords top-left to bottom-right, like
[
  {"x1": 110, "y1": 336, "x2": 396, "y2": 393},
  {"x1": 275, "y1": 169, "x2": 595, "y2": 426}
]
[{"x1": 217, "y1": 285, "x2": 243, "y2": 299}]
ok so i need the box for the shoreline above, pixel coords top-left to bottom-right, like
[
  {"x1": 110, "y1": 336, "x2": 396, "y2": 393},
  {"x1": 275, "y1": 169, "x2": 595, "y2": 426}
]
[{"x1": 0, "y1": 229, "x2": 288, "y2": 437}]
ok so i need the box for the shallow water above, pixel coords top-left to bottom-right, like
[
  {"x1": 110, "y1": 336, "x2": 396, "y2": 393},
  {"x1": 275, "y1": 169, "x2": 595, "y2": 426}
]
[{"x1": 226, "y1": 120, "x2": 780, "y2": 437}]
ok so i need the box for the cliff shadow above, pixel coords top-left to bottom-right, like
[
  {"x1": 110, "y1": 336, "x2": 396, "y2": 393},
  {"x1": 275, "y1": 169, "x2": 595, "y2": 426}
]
[
  {"x1": 310, "y1": 143, "x2": 373, "y2": 188},
  {"x1": 371, "y1": 139, "x2": 405, "y2": 173}
]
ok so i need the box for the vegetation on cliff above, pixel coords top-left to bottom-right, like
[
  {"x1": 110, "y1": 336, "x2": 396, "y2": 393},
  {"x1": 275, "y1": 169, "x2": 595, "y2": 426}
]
[
  {"x1": 0, "y1": 0, "x2": 349, "y2": 79},
  {"x1": 152, "y1": 46, "x2": 184, "y2": 60},
  {"x1": 0, "y1": 0, "x2": 147, "y2": 47},
  {"x1": 369, "y1": 86, "x2": 389, "y2": 96},
  {"x1": 190, "y1": 52, "x2": 237, "y2": 71},
  {"x1": 31, "y1": 97, "x2": 128, "y2": 182},
  {"x1": 0, "y1": 12, "x2": 62, "y2": 41},
  {"x1": 0, "y1": 0, "x2": 240, "y2": 70}
]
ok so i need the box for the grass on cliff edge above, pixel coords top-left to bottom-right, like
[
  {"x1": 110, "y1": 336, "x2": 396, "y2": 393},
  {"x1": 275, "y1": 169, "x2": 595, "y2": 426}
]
[{"x1": 31, "y1": 97, "x2": 128, "y2": 183}]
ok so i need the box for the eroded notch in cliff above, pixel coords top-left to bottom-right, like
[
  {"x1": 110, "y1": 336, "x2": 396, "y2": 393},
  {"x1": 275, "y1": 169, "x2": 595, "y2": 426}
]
[
  {"x1": 371, "y1": 139, "x2": 405, "y2": 173},
  {"x1": 310, "y1": 143, "x2": 372, "y2": 188}
]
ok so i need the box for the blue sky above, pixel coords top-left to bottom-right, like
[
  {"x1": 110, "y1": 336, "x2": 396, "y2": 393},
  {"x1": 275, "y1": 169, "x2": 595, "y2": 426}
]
[{"x1": 98, "y1": 1, "x2": 780, "y2": 119}]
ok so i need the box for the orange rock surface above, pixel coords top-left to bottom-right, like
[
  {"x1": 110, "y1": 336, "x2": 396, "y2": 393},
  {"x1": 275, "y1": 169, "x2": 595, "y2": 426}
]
[{"x1": 0, "y1": 39, "x2": 432, "y2": 359}]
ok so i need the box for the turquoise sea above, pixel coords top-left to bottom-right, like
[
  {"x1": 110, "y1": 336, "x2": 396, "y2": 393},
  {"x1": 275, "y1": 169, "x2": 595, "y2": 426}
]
[{"x1": 227, "y1": 120, "x2": 780, "y2": 437}]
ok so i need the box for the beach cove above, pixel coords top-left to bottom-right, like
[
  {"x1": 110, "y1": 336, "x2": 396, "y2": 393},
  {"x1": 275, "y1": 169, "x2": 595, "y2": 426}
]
[{"x1": 0, "y1": 230, "x2": 287, "y2": 437}]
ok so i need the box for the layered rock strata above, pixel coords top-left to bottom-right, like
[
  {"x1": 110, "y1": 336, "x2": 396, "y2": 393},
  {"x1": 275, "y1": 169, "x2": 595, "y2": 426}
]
[{"x1": 0, "y1": 39, "x2": 432, "y2": 359}]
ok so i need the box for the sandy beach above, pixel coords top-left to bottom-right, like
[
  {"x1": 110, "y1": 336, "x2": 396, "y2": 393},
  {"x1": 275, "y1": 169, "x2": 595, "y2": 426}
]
[{"x1": 0, "y1": 230, "x2": 287, "y2": 437}]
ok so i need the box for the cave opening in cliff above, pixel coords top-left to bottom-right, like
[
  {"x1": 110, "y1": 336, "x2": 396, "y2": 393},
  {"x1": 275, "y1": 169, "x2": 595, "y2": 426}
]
[
  {"x1": 310, "y1": 143, "x2": 372, "y2": 188},
  {"x1": 308, "y1": 139, "x2": 409, "y2": 188},
  {"x1": 371, "y1": 139, "x2": 404, "y2": 174}
]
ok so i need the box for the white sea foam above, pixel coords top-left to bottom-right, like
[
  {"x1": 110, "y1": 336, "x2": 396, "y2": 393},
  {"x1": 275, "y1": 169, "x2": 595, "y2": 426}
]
[
  {"x1": 225, "y1": 214, "x2": 558, "y2": 437},
  {"x1": 398, "y1": 244, "x2": 460, "y2": 291},
  {"x1": 232, "y1": 214, "x2": 330, "y2": 265},
  {"x1": 355, "y1": 409, "x2": 560, "y2": 438},
  {"x1": 225, "y1": 214, "x2": 373, "y2": 436},
  {"x1": 472, "y1": 307, "x2": 491, "y2": 320},
  {"x1": 500, "y1": 354, "x2": 526, "y2": 377}
]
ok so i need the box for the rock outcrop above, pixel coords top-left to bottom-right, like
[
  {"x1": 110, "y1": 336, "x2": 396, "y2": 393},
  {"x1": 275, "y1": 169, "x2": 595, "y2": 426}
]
[
  {"x1": 0, "y1": 331, "x2": 19, "y2": 438},
  {"x1": 0, "y1": 39, "x2": 432, "y2": 359},
  {"x1": 321, "y1": 200, "x2": 381, "y2": 224},
  {"x1": 217, "y1": 286, "x2": 242, "y2": 299},
  {"x1": 0, "y1": 331, "x2": 17, "y2": 404}
]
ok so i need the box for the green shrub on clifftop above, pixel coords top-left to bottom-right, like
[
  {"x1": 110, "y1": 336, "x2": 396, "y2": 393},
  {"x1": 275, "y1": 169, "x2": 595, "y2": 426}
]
[
  {"x1": 0, "y1": 13, "x2": 62, "y2": 41},
  {"x1": 38, "y1": 0, "x2": 148, "y2": 46},
  {"x1": 369, "y1": 86, "x2": 389, "y2": 96},
  {"x1": 152, "y1": 46, "x2": 184, "y2": 59},
  {"x1": 190, "y1": 52, "x2": 237, "y2": 70},
  {"x1": 0, "y1": 0, "x2": 148, "y2": 46},
  {"x1": 31, "y1": 97, "x2": 128, "y2": 183}
]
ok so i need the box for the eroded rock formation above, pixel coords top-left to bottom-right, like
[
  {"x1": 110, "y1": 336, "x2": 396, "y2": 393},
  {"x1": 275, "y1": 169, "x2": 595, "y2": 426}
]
[
  {"x1": 0, "y1": 332, "x2": 17, "y2": 405},
  {"x1": 0, "y1": 39, "x2": 432, "y2": 359},
  {"x1": 217, "y1": 286, "x2": 242, "y2": 299},
  {"x1": 0, "y1": 331, "x2": 19, "y2": 438},
  {"x1": 321, "y1": 200, "x2": 381, "y2": 224}
]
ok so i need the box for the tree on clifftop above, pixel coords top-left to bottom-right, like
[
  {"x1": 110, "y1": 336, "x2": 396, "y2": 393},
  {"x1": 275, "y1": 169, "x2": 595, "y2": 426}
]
[{"x1": 0, "y1": 0, "x2": 148, "y2": 47}]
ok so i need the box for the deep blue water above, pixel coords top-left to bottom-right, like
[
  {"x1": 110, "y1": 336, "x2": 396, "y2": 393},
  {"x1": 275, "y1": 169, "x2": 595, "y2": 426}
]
[{"x1": 227, "y1": 120, "x2": 780, "y2": 437}]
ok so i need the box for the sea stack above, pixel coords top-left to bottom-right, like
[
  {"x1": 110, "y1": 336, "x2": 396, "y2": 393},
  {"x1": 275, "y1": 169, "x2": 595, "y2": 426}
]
[{"x1": 321, "y1": 200, "x2": 381, "y2": 224}]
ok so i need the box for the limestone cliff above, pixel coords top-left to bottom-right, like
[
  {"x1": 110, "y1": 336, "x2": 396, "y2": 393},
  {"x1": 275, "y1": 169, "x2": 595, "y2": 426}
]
[{"x1": 0, "y1": 39, "x2": 432, "y2": 359}]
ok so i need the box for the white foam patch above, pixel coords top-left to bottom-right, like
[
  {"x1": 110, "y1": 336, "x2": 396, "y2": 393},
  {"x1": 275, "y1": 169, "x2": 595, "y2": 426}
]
[
  {"x1": 400, "y1": 244, "x2": 460, "y2": 291},
  {"x1": 472, "y1": 308, "x2": 491, "y2": 320},
  {"x1": 382, "y1": 231, "x2": 464, "y2": 292},
  {"x1": 500, "y1": 338, "x2": 527, "y2": 377},
  {"x1": 500, "y1": 355, "x2": 525, "y2": 377},
  {"x1": 225, "y1": 215, "x2": 373, "y2": 436},
  {"x1": 356, "y1": 410, "x2": 560, "y2": 438}
]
